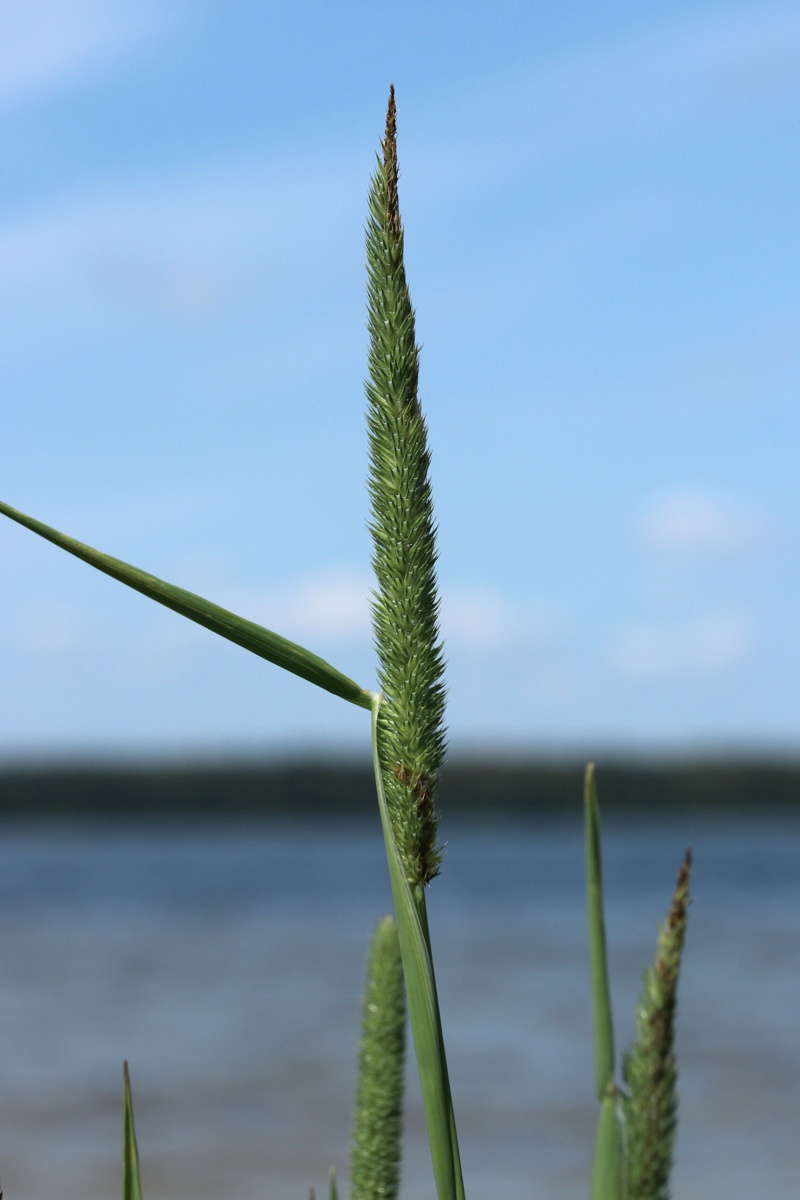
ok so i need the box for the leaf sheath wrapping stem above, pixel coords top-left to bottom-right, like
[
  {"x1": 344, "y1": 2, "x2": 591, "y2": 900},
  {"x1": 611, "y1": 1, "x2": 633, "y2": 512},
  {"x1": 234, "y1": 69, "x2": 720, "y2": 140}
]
[
  {"x1": 370, "y1": 696, "x2": 464, "y2": 1200},
  {"x1": 585, "y1": 764, "x2": 625, "y2": 1200}
]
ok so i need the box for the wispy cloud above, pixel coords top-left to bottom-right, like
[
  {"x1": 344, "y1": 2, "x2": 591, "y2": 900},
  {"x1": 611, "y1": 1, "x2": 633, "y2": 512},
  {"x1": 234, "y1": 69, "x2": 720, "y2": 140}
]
[
  {"x1": 439, "y1": 586, "x2": 561, "y2": 653},
  {"x1": 0, "y1": 0, "x2": 180, "y2": 109},
  {"x1": 215, "y1": 574, "x2": 550, "y2": 654},
  {"x1": 612, "y1": 612, "x2": 752, "y2": 678},
  {"x1": 0, "y1": 148, "x2": 364, "y2": 333},
  {"x1": 218, "y1": 570, "x2": 371, "y2": 646},
  {"x1": 11, "y1": 598, "x2": 84, "y2": 657},
  {"x1": 411, "y1": 4, "x2": 800, "y2": 202},
  {"x1": 440, "y1": 587, "x2": 520, "y2": 651},
  {"x1": 639, "y1": 487, "x2": 764, "y2": 553}
]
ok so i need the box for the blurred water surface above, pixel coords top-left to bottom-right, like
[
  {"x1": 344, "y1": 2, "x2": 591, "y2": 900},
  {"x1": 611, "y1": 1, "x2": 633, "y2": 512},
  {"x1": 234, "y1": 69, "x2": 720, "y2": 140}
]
[{"x1": 0, "y1": 810, "x2": 797, "y2": 1200}]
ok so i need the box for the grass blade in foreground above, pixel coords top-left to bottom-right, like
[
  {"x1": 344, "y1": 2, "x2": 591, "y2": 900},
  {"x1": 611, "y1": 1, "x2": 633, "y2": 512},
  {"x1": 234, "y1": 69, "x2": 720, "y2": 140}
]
[
  {"x1": 350, "y1": 915, "x2": 406, "y2": 1200},
  {"x1": 123, "y1": 1062, "x2": 143, "y2": 1200},
  {"x1": 371, "y1": 699, "x2": 464, "y2": 1200},
  {"x1": 585, "y1": 764, "x2": 624, "y2": 1200},
  {"x1": 0, "y1": 500, "x2": 373, "y2": 710},
  {"x1": 622, "y1": 850, "x2": 692, "y2": 1200}
]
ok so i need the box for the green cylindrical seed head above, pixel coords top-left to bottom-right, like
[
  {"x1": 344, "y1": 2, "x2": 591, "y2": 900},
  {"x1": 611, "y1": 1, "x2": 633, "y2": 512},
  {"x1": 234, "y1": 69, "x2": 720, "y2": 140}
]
[
  {"x1": 349, "y1": 914, "x2": 406, "y2": 1200},
  {"x1": 623, "y1": 849, "x2": 692, "y2": 1200},
  {"x1": 365, "y1": 86, "x2": 447, "y2": 887}
]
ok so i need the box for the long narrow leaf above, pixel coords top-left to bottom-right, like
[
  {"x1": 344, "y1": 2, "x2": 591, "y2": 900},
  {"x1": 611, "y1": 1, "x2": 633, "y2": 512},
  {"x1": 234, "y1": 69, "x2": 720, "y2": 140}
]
[
  {"x1": 0, "y1": 500, "x2": 374, "y2": 710},
  {"x1": 585, "y1": 763, "x2": 615, "y2": 1098},
  {"x1": 370, "y1": 696, "x2": 464, "y2": 1200},
  {"x1": 585, "y1": 765, "x2": 625, "y2": 1200},
  {"x1": 122, "y1": 1062, "x2": 143, "y2": 1200}
]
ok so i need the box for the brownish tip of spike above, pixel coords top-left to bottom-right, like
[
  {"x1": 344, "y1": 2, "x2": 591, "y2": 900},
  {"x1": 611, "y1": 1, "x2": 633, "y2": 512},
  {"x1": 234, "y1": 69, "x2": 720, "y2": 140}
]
[
  {"x1": 667, "y1": 848, "x2": 692, "y2": 932},
  {"x1": 383, "y1": 85, "x2": 400, "y2": 239}
]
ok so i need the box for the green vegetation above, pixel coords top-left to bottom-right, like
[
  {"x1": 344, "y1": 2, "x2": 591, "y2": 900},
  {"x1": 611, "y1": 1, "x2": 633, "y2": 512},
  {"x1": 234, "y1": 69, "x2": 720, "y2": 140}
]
[
  {"x1": 0, "y1": 90, "x2": 694, "y2": 1199},
  {"x1": 623, "y1": 850, "x2": 692, "y2": 1200},
  {"x1": 122, "y1": 1062, "x2": 143, "y2": 1200},
  {"x1": 350, "y1": 916, "x2": 406, "y2": 1200},
  {"x1": 1, "y1": 758, "x2": 795, "y2": 820}
]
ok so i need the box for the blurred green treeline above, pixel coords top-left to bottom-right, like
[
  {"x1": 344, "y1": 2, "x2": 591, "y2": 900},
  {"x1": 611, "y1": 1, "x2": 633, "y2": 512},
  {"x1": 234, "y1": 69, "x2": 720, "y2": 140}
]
[{"x1": 0, "y1": 757, "x2": 797, "y2": 819}]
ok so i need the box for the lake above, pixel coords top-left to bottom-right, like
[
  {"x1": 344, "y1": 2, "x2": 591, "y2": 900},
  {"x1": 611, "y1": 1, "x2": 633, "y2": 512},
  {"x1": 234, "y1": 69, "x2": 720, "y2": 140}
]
[{"x1": 0, "y1": 809, "x2": 797, "y2": 1199}]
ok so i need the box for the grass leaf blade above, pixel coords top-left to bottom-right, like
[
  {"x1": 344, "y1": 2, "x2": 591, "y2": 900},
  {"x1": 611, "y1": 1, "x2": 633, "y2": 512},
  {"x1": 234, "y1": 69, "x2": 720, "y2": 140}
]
[
  {"x1": 122, "y1": 1062, "x2": 143, "y2": 1200},
  {"x1": 0, "y1": 500, "x2": 373, "y2": 709},
  {"x1": 585, "y1": 763, "x2": 615, "y2": 1098},
  {"x1": 585, "y1": 765, "x2": 625, "y2": 1200}
]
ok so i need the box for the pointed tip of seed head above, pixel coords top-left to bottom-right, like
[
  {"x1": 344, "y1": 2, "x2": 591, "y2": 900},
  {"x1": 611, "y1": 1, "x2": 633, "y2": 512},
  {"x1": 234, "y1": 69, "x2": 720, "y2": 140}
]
[
  {"x1": 386, "y1": 83, "x2": 396, "y2": 134},
  {"x1": 383, "y1": 84, "x2": 400, "y2": 239},
  {"x1": 666, "y1": 848, "x2": 692, "y2": 935}
]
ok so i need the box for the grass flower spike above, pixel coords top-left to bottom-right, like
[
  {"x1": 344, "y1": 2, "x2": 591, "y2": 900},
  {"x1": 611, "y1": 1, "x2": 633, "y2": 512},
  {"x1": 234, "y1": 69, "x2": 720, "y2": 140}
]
[
  {"x1": 350, "y1": 915, "x2": 406, "y2": 1200},
  {"x1": 366, "y1": 86, "x2": 447, "y2": 888},
  {"x1": 623, "y1": 850, "x2": 692, "y2": 1200}
]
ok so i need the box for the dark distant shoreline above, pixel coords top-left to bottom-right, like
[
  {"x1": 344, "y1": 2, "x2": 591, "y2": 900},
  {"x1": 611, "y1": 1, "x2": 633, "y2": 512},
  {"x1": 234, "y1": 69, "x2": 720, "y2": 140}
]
[{"x1": 0, "y1": 757, "x2": 798, "y2": 819}]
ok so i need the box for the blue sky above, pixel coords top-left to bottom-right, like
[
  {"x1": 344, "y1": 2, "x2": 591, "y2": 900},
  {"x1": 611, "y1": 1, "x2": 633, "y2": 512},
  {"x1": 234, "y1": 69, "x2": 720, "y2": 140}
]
[{"x1": 2, "y1": 0, "x2": 799, "y2": 759}]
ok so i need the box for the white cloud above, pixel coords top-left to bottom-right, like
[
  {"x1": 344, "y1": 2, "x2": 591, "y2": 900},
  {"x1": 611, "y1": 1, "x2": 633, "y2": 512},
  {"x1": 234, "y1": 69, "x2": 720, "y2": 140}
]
[
  {"x1": 13, "y1": 599, "x2": 83, "y2": 657},
  {"x1": 0, "y1": 0, "x2": 179, "y2": 109},
  {"x1": 410, "y1": 4, "x2": 800, "y2": 204},
  {"x1": 440, "y1": 586, "x2": 535, "y2": 652},
  {"x1": 219, "y1": 570, "x2": 372, "y2": 645},
  {"x1": 639, "y1": 488, "x2": 763, "y2": 553},
  {"x1": 612, "y1": 612, "x2": 752, "y2": 679},
  {"x1": 203, "y1": 574, "x2": 550, "y2": 654},
  {"x1": 0, "y1": 148, "x2": 363, "y2": 332}
]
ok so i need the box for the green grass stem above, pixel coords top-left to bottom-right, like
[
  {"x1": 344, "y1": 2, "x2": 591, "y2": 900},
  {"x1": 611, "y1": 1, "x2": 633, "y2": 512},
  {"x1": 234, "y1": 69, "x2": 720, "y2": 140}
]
[
  {"x1": 591, "y1": 1092, "x2": 625, "y2": 1200},
  {"x1": 370, "y1": 696, "x2": 464, "y2": 1200}
]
